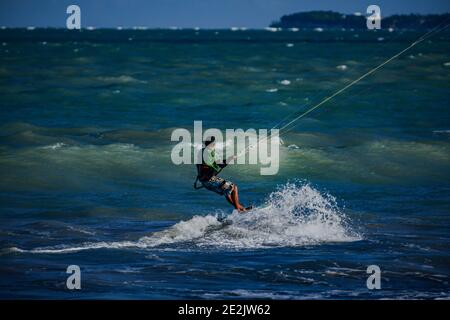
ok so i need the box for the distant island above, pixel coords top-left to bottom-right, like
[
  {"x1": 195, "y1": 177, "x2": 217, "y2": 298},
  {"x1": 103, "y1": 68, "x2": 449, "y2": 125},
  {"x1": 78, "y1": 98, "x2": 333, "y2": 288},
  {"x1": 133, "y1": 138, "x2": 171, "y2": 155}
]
[{"x1": 270, "y1": 11, "x2": 450, "y2": 30}]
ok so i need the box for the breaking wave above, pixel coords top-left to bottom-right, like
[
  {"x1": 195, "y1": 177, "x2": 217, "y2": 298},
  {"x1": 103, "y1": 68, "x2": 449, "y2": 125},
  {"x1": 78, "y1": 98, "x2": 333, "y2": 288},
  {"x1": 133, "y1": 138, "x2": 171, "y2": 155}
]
[{"x1": 8, "y1": 182, "x2": 361, "y2": 254}]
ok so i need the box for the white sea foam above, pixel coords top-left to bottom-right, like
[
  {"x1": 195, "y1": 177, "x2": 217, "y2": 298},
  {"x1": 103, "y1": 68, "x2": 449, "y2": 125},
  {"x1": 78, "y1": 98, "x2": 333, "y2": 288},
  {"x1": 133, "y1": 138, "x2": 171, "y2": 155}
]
[
  {"x1": 194, "y1": 182, "x2": 360, "y2": 248},
  {"x1": 97, "y1": 75, "x2": 147, "y2": 84},
  {"x1": 8, "y1": 182, "x2": 360, "y2": 254},
  {"x1": 433, "y1": 129, "x2": 450, "y2": 134},
  {"x1": 204, "y1": 289, "x2": 298, "y2": 299},
  {"x1": 8, "y1": 241, "x2": 142, "y2": 254},
  {"x1": 42, "y1": 142, "x2": 66, "y2": 150},
  {"x1": 66, "y1": 225, "x2": 96, "y2": 236}
]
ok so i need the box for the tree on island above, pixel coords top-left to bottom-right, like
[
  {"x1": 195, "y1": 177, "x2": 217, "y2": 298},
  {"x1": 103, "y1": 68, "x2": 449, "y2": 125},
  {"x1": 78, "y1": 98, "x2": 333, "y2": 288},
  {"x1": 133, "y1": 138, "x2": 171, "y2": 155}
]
[{"x1": 270, "y1": 11, "x2": 450, "y2": 29}]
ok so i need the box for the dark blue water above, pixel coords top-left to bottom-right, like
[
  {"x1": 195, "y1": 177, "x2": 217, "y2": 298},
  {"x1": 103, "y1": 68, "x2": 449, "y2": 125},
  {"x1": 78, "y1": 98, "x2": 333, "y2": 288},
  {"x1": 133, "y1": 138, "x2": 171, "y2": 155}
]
[{"x1": 0, "y1": 28, "x2": 449, "y2": 299}]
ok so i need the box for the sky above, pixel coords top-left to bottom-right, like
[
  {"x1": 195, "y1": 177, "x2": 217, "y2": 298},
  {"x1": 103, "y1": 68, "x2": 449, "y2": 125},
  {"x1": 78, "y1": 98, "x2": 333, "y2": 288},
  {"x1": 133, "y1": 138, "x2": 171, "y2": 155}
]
[{"x1": 0, "y1": 0, "x2": 449, "y2": 28}]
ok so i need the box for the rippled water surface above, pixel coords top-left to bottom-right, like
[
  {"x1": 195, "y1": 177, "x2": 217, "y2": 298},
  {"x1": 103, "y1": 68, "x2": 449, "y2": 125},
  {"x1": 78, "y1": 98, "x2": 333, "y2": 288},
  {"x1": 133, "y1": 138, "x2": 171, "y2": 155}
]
[{"x1": 0, "y1": 29, "x2": 449, "y2": 299}]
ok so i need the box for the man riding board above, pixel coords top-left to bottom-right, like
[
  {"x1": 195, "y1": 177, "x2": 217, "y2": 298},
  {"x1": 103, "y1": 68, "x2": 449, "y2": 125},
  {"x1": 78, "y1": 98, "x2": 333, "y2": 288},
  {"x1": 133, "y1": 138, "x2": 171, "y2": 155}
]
[{"x1": 195, "y1": 137, "x2": 252, "y2": 212}]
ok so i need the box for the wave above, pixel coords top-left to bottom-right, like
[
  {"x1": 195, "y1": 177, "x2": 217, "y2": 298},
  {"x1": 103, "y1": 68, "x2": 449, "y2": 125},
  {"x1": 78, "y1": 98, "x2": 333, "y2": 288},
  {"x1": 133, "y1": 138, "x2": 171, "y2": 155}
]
[
  {"x1": 41, "y1": 142, "x2": 66, "y2": 150},
  {"x1": 96, "y1": 75, "x2": 148, "y2": 84},
  {"x1": 433, "y1": 129, "x2": 450, "y2": 134},
  {"x1": 0, "y1": 122, "x2": 180, "y2": 151},
  {"x1": 2, "y1": 122, "x2": 449, "y2": 191},
  {"x1": 282, "y1": 133, "x2": 450, "y2": 183},
  {"x1": 6, "y1": 182, "x2": 361, "y2": 254},
  {"x1": 192, "y1": 182, "x2": 360, "y2": 248}
]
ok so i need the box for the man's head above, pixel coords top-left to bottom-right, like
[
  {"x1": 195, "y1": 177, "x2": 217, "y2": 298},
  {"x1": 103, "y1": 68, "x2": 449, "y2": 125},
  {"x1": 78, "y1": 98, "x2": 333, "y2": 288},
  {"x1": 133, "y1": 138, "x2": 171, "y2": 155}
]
[{"x1": 205, "y1": 136, "x2": 216, "y2": 148}]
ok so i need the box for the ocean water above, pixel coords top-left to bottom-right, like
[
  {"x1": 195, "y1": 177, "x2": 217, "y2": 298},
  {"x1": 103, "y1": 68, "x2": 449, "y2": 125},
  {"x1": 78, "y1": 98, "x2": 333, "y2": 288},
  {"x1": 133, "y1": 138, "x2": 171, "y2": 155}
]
[{"x1": 0, "y1": 28, "x2": 449, "y2": 299}]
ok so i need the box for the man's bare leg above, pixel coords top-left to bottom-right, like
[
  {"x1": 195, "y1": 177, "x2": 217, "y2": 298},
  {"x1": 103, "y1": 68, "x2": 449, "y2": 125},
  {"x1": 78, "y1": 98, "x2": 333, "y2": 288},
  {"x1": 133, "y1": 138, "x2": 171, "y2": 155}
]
[
  {"x1": 225, "y1": 193, "x2": 242, "y2": 210},
  {"x1": 225, "y1": 185, "x2": 246, "y2": 212},
  {"x1": 225, "y1": 194, "x2": 235, "y2": 207}
]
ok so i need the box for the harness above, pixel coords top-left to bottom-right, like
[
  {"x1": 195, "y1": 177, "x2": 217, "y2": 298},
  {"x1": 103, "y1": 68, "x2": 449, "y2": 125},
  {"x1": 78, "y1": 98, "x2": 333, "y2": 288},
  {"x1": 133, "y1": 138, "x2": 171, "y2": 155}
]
[
  {"x1": 193, "y1": 164, "x2": 224, "y2": 190},
  {"x1": 193, "y1": 164, "x2": 205, "y2": 190}
]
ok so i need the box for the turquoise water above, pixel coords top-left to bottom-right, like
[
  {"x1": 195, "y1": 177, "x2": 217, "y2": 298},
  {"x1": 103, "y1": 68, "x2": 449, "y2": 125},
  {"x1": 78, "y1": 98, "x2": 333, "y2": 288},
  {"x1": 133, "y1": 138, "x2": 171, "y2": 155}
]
[{"x1": 0, "y1": 28, "x2": 449, "y2": 299}]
